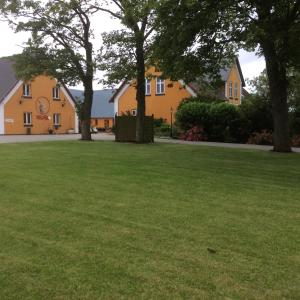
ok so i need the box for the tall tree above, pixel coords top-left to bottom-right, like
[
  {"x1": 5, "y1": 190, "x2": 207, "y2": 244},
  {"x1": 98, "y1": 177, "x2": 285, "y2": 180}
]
[
  {"x1": 155, "y1": 0, "x2": 300, "y2": 152},
  {"x1": 0, "y1": 0, "x2": 99, "y2": 140},
  {"x1": 97, "y1": 0, "x2": 157, "y2": 143}
]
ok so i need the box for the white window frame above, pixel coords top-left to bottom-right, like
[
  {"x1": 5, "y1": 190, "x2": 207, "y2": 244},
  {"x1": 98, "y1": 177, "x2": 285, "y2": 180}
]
[
  {"x1": 52, "y1": 86, "x2": 60, "y2": 100},
  {"x1": 234, "y1": 82, "x2": 238, "y2": 98},
  {"x1": 53, "y1": 113, "x2": 61, "y2": 126},
  {"x1": 131, "y1": 109, "x2": 137, "y2": 116},
  {"x1": 145, "y1": 78, "x2": 151, "y2": 96},
  {"x1": 229, "y1": 82, "x2": 233, "y2": 98},
  {"x1": 23, "y1": 112, "x2": 32, "y2": 125},
  {"x1": 23, "y1": 84, "x2": 31, "y2": 97},
  {"x1": 156, "y1": 78, "x2": 165, "y2": 95}
]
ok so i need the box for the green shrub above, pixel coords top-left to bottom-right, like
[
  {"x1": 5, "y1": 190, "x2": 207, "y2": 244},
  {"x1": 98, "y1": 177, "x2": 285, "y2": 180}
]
[
  {"x1": 178, "y1": 95, "x2": 225, "y2": 110},
  {"x1": 176, "y1": 101, "x2": 244, "y2": 142},
  {"x1": 176, "y1": 102, "x2": 211, "y2": 131},
  {"x1": 238, "y1": 95, "x2": 273, "y2": 134},
  {"x1": 154, "y1": 121, "x2": 171, "y2": 137},
  {"x1": 160, "y1": 123, "x2": 171, "y2": 133},
  {"x1": 154, "y1": 118, "x2": 165, "y2": 128}
]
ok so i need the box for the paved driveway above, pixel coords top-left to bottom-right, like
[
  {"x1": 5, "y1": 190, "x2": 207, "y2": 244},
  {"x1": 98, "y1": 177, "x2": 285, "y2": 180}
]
[
  {"x1": 0, "y1": 133, "x2": 114, "y2": 144},
  {"x1": 1, "y1": 133, "x2": 299, "y2": 153}
]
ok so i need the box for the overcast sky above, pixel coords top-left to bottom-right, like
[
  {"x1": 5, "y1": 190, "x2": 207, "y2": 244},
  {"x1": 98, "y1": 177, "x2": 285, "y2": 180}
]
[{"x1": 0, "y1": 16, "x2": 265, "y2": 90}]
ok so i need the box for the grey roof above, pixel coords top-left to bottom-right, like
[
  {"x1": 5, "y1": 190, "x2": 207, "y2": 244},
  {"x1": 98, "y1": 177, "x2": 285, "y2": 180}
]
[
  {"x1": 0, "y1": 58, "x2": 19, "y2": 102},
  {"x1": 70, "y1": 89, "x2": 115, "y2": 118},
  {"x1": 219, "y1": 58, "x2": 245, "y2": 87},
  {"x1": 219, "y1": 68, "x2": 231, "y2": 82}
]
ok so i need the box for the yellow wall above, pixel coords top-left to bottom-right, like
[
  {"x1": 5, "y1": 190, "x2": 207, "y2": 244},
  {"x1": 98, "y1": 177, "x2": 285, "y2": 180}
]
[
  {"x1": 226, "y1": 64, "x2": 242, "y2": 105},
  {"x1": 117, "y1": 65, "x2": 243, "y2": 123},
  {"x1": 4, "y1": 75, "x2": 76, "y2": 135},
  {"x1": 91, "y1": 118, "x2": 114, "y2": 129},
  {"x1": 118, "y1": 67, "x2": 192, "y2": 123}
]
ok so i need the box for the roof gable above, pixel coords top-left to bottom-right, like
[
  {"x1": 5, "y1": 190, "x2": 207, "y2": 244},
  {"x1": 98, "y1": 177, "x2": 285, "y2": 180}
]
[
  {"x1": 70, "y1": 89, "x2": 115, "y2": 118},
  {"x1": 0, "y1": 58, "x2": 19, "y2": 102}
]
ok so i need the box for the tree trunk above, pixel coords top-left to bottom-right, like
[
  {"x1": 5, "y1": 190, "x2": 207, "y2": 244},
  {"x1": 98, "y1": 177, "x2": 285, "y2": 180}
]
[
  {"x1": 135, "y1": 39, "x2": 146, "y2": 143},
  {"x1": 81, "y1": 34, "x2": 94, "y2": 141},
  {"x1": 81, "y1": 79, "x2": 93, "y2": 141},
  {"x1": 262, "y1": 41, "x2": 291, "y2": 152}
]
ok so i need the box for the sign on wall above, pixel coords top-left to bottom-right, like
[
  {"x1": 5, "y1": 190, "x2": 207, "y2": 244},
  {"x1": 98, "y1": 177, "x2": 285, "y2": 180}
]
[
  {"x1": 36, "y1": 97, "x2": 50, "y2": 120},
  {"x1": 5, "y1": 118, "x2": 14, "y2": 123},
  {"x1": 36, "y1": 97, "x2": 50, "y2": 115}
]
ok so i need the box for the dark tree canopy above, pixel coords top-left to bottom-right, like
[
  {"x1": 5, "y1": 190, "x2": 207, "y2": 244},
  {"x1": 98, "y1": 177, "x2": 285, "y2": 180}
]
[{"x1": 155, "y1": 0, "x2": 300, "y2": 152}]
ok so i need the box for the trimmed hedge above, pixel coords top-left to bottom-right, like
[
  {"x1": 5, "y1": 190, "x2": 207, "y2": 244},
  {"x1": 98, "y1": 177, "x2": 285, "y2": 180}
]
[{"x1": 176, "y1": 101, "x2": 246, "y2": 142}]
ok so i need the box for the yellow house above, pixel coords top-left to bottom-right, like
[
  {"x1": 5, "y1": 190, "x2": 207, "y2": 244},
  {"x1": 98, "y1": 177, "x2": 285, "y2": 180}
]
[
  {"x1": 0, "y1": 58, "x2": 78, "y2": 135},
  {"x1": 110, "y1": 58, "x2": 246, "y2": 123}
]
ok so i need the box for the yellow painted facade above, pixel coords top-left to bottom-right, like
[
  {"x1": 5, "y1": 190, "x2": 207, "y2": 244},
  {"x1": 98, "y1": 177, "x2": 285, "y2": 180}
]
[
  {"x1": 226, "y1": 64, "x2": 242, "y2": 105},
  {"x1": 1, "y1": 75, "x2": 77, "y2": 135},
  {"x1": 118, "y1": 67, "x2": 193, "y2": 123},
  {"x1": 91, "y1": 118, "x2": 114, "y2": 129},
  {"x1": 116, "y1": 65, "x2": 243, "y2": 123}
]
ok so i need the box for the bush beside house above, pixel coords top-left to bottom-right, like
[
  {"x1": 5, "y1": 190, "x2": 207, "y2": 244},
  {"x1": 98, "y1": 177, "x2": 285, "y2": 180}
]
[
  {"x1": 176, "y1": 96, "x2": 300, "y2": 146},
  {"x1": 176, "y1": 101, "x2": 247, "y2": 143}
]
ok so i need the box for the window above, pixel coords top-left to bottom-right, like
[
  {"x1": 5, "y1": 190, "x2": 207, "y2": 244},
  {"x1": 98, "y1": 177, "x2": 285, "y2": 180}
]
[
  {"x1": 23, "y1": 112, "x2": 32, "y2": 126},
  {"x1": 95, "y1": 119, "x2": 98, "y2": 126},
  {"x1": 53, "y1": 113, "x2": 61, "y2": 126},
  {"x1": 229, "y1": 82, "x2": 233, "y2": 98},
  {"x1": 131, "y1": 109, "x2": 137, "y2": 116},
  {"x1": 145, "y1": 78, "x2": 151, "y2": 95},
  {"x1": 234, "y1": 82, "x2": 238, "y2": 98},
  {"x1": 156, "y1": 78, "x2": 165, "y2": 95},
  {"x1": 104, "y1": 119, "x2": 110, "y2": 129},
  {"x1": 52, "y1": 86, "x2": 60, "y2": 100},
  {"x1": 23, "y1": 84, "x2": 31, "y2": 97}
]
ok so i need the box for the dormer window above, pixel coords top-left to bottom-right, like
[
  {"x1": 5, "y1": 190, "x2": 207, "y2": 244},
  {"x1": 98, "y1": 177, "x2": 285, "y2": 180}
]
[
  {"x1": 156, "y1": 78, "x2": 165, "y2": 95},
  {"x1": 52, "y1": 86, "x2": 60, "y2": 100},
  {"x1": 145, "y1": 78, "x2": 151, "y2": 95},
  {"x1": 23, "y1": 84, "x2": 31, "y2": 97}
]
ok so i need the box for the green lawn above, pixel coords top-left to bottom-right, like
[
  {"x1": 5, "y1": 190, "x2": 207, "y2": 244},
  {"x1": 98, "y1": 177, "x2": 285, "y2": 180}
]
[{"x1": 0, "y1": 141, "x2": 299, "y2": 299}]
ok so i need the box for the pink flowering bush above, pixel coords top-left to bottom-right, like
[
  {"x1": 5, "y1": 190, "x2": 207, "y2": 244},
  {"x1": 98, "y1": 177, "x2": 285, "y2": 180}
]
[{"x1": 180, "y1": 126, "x2": 208, "y2": 141}]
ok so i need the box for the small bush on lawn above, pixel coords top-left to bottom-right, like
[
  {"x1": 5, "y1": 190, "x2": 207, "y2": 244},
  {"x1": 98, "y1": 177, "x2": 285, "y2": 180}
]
[{"x1": 247, "y1": 130, "x2": 273, "y2": 145}]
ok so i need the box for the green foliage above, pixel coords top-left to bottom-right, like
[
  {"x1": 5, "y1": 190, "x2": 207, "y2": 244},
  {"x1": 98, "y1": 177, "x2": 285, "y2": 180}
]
[
  {"x1": 154, "y1": 0, "x2": 300, "y2": 151},
  {"x1": 239, "y1": 95, "x2": 273, "y2": 134},
  {"x1": 176, "y1": 102, "x2": 211, "y2": 131},
  {"x1": 154, "y1": 119, "x2": 171, "y2": 137},
  {"x1": 0, "y1": 0, "x2": 101, "y2": 140},
  {"x1": 153, "y1": 118, "x2": 165, "y2": 128},
  {"x1": 1, "y1": 0, "x2": 98, "y2": 85},
  {"x1": 178, "y1": 94, "x2": 225, "y2": 110},
  {"x1": 176, "y1": 101, "x2": 244, "y2": 142},
  {"x1": 98, "y1": 1, "x2": 158, "y2": 85},
  {"x1": 154, "y1": 0, "x2": 237, "y2": 82}
]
